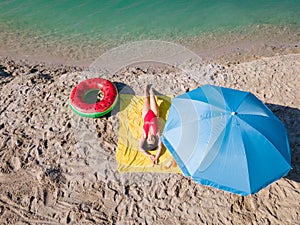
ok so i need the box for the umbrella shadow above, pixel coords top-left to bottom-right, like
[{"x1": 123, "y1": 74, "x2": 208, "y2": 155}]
[{"x1": 266, "y1": 103, "x2": 300, "y2": 183}]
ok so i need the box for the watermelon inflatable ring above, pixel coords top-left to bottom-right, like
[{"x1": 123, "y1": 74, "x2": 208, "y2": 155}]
[{"x1": 69, "y1": 78, "x2": 118, "y2": 118}]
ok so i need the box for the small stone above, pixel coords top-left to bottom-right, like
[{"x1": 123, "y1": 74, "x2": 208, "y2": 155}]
[{"x1": 10, "y1": 156, "x2": 21, "y2": 171}]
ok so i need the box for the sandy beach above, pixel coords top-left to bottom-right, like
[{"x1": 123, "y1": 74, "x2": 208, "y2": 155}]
[{"x1": 0, "y1": 41, "x2": 300, "y2": 225}]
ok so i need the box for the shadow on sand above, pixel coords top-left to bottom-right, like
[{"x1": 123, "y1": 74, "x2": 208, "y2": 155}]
[
  {"x1": 266, "y1": 103, "x2": 300, "y2": 183},
  {"x1": 0, "y1": 66, "x2": 11, "y2": 78}
]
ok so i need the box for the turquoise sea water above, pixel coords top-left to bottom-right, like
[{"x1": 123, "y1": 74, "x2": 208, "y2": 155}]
[{"x1": 0, "y1": 0, "x2": 299, "y2": 61}]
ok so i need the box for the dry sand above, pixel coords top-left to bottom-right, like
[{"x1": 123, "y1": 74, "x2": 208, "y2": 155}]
[{"x1": 0, "y1": 45, "x2": 300, "y2": 225}]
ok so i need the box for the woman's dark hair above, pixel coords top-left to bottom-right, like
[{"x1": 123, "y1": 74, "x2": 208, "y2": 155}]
[{"x1": 143, "y1": 136, "x2": 159, "y2": 151}]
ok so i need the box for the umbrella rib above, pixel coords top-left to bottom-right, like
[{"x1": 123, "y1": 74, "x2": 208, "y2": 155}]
[
  {"x1": 195, "y1": 119, "x2": 230, "y2": 172},
  {"x1": 237, "y1": 112, "x2": 280, "y2": 121},
  {"x1": 237, "y1": 124, "x2": 252, "y2": 194},
  {"x1": 186, "y1": 98, "x2": 230, "y2": 112},
  {"x1": 238, "y1": 115, "x2": 290, "y2": 165},
  {"x1": 164, "y1": 113, "x2": 230, "y2": 132},
  {"x1": 215, "y1": 120, "x2": 252, "y2": 194},
  {"x1": 235, "y1": 94, "x2": 278, "y2": 119},
  {"x1": 234, "y1": 92, "x2": 251, "y2": 112}
]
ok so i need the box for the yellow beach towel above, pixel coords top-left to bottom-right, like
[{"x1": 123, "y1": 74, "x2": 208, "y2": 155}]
[{"x1": 116, "y1": 94, "x2": 180, "y2": 173}]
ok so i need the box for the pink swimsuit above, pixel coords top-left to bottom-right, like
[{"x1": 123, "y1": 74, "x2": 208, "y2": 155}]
[{"x1": 143, "y1": 110, "x2": 158, "y2": 138}]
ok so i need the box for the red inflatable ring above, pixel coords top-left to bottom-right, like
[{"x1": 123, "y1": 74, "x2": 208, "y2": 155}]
[{"x1": 69, "y1": 78, "x2": 118, "y2": 118}]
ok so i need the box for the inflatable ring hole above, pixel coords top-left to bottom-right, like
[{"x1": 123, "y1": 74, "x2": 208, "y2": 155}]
[{"x1": 83, "y1": 89, "x2": 104, "y2": 104}]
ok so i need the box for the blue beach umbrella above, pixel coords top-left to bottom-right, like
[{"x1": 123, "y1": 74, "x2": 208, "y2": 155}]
[{"x1": 162, "y1": 84, "x2": 291, "y2": 196}]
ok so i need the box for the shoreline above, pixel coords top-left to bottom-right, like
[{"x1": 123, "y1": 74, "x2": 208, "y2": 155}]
[
  {"x1": 1, "y1": 39, "x2": 299, "y2": 69},
  {"x1": 1, "y1": 34, "x2": 300, "y2": 224},
  {"x1": 1, "y1": 23, "x2": 299, "y2": 67}
]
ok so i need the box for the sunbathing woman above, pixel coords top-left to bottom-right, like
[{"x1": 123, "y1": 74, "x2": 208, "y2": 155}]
[{"x1": 138, "y1": 85, "x2": 162, "y2": 165}]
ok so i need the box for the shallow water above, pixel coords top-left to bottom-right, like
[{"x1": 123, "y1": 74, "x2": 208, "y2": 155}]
[{"x1": 0, "y1": 0, "x2": 299, "y2": 62}]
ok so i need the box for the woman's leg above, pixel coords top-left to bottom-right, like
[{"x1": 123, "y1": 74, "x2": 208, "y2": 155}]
[
  {"x1": 149, "y1": 87, "x2": 159, "y2": 116},
  {"x1": 142, "y1": 85, "x2": 150, "y2": 118}
]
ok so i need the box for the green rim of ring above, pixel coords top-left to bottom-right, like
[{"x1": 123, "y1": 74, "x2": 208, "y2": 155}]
[{"x1": 69, "y1": 93, "x2": 118, "y2": 118}]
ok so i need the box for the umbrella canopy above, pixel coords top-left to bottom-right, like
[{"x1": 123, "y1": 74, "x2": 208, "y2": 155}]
[{"x1": 162, "y1": 84, "x2": 291, "y2": 196}]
